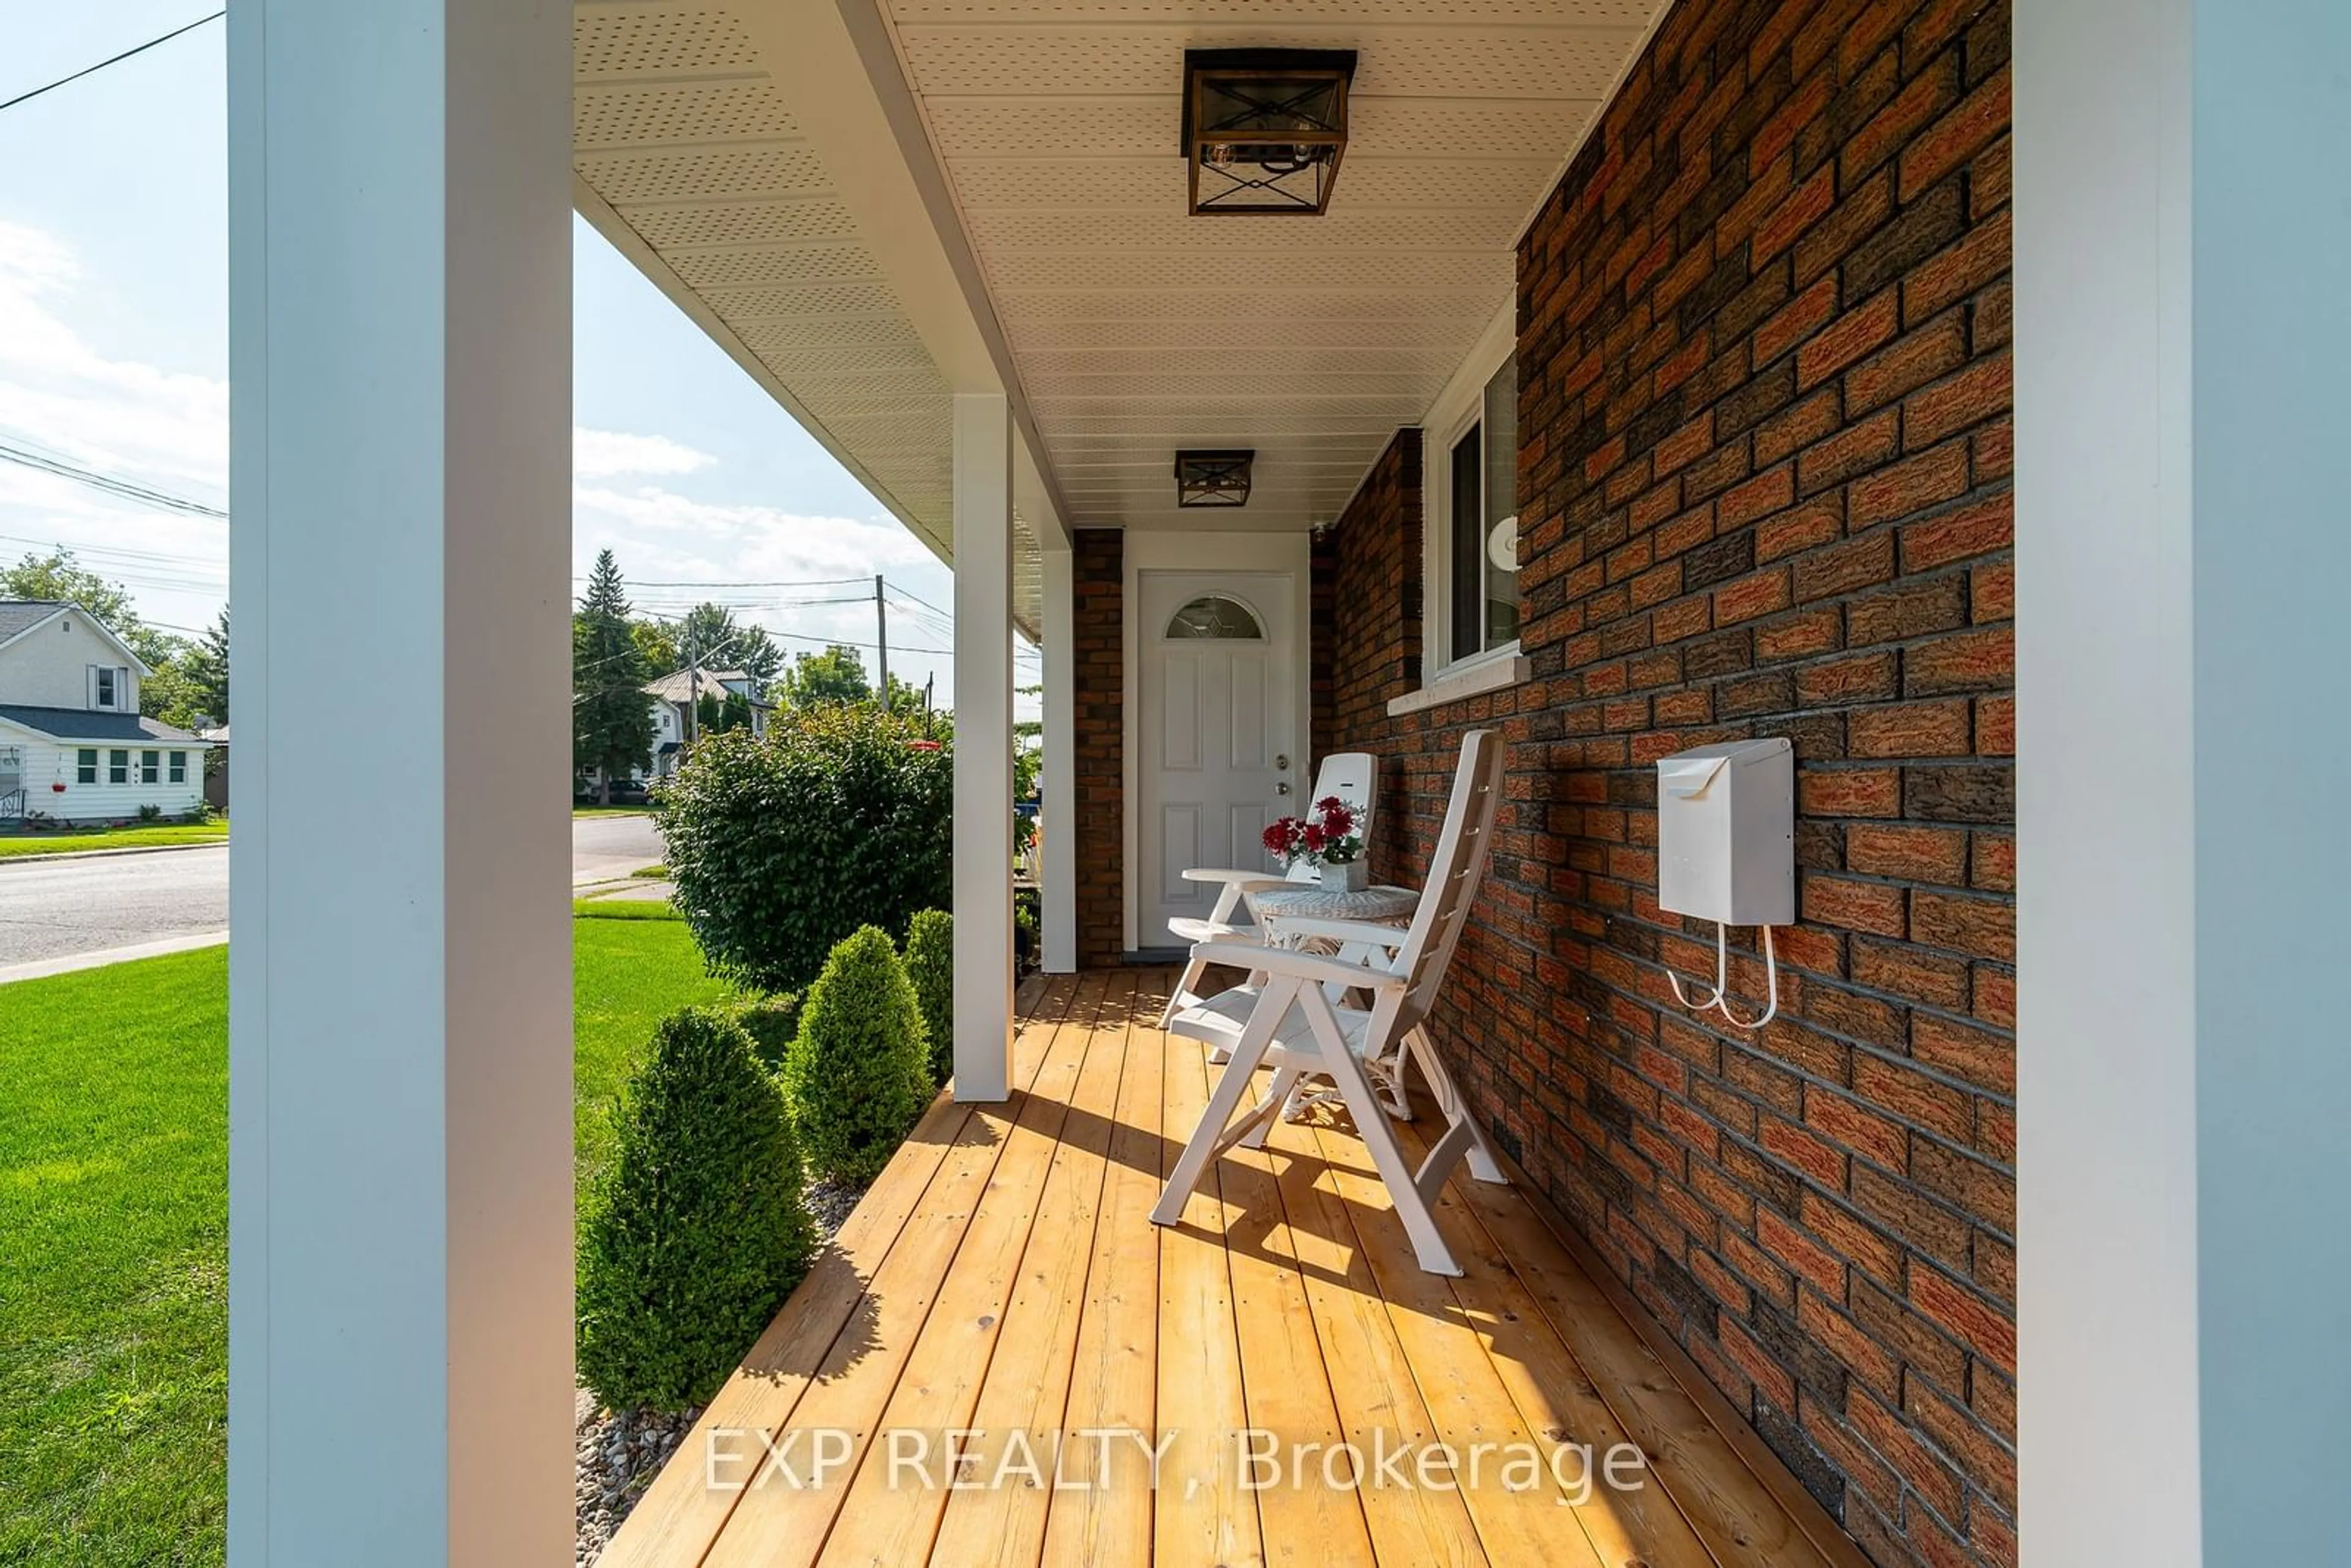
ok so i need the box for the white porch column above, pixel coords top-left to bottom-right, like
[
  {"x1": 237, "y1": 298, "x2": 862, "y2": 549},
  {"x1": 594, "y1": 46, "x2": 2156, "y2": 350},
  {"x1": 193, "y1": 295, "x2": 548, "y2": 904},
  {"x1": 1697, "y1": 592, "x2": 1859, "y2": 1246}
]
[
  {"x1": 2019, "y1": 2, "x2": 2351, "y2": 1562},
  {"x1": 952, "y1": 392, "x2": 1016, "y2": 1100},
  {"x1": 227, "y1": 2, "x2": 574, "y2": 1563},
  {"x1": 1039, "y1": 546, "x2": 1077, "y2": 973}
]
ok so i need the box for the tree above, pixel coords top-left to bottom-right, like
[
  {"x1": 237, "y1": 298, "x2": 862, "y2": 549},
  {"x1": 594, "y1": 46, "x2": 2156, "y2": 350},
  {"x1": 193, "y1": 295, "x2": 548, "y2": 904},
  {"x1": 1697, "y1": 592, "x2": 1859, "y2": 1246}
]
[
  {"x1": 680, "y1": 601, "x2": 738, "y2": 668},
  {"x1": 630, "y1": 618, "x2": 678, "y2": 673},
  {"x1": 779, "y1": 644, "x2": 871, "y2": 708},
  {"x1": 1, "y1": 548, "x2": 139, "y2": 632},
  {"x1": 573, "y1": 550, "x2": 655, "y2": 802},
  {"x1": 733, "y1": 623, "x2": 783, "y2": 686},
  {"x1": 184, "y1": 607, "x2": 231, "y2": 726}
]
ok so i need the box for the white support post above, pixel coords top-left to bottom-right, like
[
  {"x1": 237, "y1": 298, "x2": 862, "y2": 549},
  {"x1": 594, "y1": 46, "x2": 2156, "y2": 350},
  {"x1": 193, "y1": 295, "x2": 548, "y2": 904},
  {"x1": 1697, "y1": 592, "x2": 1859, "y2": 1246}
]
[
  {"x1": 952, "y1": 393, "x2": 1016, "y2": 1100},
  {"x1": 227, "y1": 2, "x2": 574, "y2": 1562},
  {"x1": 2020, "y1": 2, "x2": 2351, "y2": 1562},
  {"x1": 1040, "y1": 546, "x2": 1077, "y2": 973}
]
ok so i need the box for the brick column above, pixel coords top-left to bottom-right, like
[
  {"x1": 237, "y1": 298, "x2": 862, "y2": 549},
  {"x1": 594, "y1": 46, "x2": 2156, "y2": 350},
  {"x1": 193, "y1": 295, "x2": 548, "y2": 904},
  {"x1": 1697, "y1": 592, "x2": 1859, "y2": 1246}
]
[{"x1": 1071, "y1": 529, "x2": 1123, "y2": 967}]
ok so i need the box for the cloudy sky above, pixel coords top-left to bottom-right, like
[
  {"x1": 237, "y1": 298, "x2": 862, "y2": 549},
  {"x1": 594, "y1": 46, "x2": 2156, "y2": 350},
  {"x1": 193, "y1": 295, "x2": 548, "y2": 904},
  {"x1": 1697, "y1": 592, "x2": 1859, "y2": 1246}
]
[{"x1": 1, "y1": 4, "x2": 1029, "y2": 705}]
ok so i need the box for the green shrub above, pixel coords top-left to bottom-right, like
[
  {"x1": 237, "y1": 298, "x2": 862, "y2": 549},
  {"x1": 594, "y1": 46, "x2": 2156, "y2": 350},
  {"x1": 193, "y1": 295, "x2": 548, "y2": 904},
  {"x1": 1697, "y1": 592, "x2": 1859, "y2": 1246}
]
[
  {"x1": 135, "y1": 803, "x2": 162, "y2": 823},
  {"x1": 901, "y1": 909, "x2": 954, "y2": 1084},
  {"x1": 656, "y1": 708, "x2": 954, "y2": 994},
  {"x1": 783, "y1": 926, "x2": 934, "y2": 1185},
  {"x1": 577, "y1": 1005, "x2": 817, "y2": 1412},
  {"x1": 732, "y1": 991, "x2": 803, "y2": 1071}
]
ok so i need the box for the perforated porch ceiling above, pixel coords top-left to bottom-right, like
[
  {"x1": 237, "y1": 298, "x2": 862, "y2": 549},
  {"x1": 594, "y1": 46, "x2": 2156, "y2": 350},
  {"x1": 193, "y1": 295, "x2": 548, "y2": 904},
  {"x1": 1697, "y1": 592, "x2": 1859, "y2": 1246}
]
[
  {"x1": 572, "y1": 2, "x2": 1044, "y2": 628},
  {"x1": 879, "y1": 0, "x2": 1673, "y2": 533}
]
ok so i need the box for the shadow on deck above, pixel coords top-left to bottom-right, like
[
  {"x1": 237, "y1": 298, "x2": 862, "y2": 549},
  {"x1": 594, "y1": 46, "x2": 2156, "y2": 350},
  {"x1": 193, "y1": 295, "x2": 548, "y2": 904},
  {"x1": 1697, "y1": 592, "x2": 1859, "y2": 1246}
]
[{"x1": 598, "y1": 969, "x2": 1868, "y2": 1568}]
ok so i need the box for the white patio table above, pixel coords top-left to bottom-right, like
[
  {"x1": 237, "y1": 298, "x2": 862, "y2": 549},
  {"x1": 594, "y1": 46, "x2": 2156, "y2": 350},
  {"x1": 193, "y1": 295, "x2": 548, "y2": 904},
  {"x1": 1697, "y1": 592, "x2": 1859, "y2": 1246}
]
[{"x1": 1240, "y1": 882, "x2": 1420, "y2": 1118}]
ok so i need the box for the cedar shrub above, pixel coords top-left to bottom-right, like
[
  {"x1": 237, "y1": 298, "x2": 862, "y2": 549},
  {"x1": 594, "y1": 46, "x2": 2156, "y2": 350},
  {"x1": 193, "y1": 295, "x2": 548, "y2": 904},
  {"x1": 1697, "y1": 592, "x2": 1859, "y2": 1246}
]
[
  {"x1": 783, "y1": 926, "x2": 934, "y2": 1185},
  {"x1": 901, "y1": 909, "x2": 954, "y2": 1086},
  {"x1": 577, "y1": 1006, "x2": 816, "y2": 1412}
]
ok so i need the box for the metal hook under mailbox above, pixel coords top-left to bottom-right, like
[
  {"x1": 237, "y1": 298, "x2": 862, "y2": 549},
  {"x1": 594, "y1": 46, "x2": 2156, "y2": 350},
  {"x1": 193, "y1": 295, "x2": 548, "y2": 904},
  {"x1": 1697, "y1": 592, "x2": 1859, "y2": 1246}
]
[{"x1": 1666, "y1": 921, "x2": 1780, "y2": 1030}]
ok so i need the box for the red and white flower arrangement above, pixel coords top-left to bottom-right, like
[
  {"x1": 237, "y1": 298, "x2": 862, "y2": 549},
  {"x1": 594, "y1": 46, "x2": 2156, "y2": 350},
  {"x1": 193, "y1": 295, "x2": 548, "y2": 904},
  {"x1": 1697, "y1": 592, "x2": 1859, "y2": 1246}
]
[{"x1": 1262, "y1": 795, "x2": 1364, "y2": 868}]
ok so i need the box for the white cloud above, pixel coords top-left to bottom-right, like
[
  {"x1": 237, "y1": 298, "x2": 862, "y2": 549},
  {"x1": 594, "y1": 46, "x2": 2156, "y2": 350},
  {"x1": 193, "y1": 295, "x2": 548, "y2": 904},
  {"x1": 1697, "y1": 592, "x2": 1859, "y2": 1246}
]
[
  {"x1": 0, "y1": 220, "x2": 230, "y2": 498},
  {"x1": 572, "y1": 427, "x2": 715, "y2": 479},
  {"x1": 573, "y1": 483, "x2": 931, "y2": 575}
]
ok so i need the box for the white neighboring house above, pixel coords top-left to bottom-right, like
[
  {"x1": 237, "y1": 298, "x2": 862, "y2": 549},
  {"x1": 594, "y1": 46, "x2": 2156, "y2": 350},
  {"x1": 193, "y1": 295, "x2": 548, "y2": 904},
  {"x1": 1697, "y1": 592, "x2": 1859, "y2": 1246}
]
[
  {"x1": 641, "y1": 667, "x2": 767, "y2": 781},
  {"x1": 0, "y1": 601, "x2": 212, "y2": 826}
]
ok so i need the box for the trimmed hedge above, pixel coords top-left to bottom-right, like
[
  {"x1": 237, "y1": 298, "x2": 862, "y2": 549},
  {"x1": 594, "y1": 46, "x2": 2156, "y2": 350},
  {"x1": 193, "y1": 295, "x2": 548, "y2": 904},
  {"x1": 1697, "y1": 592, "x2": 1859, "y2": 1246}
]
[
  {"x1": 783, "y1": 926, "x2": 934, "y2": 1185},
  {"x1": 577, "y1": 1006, "x2": 817, "y2": 1412},
  {"x1": 901, "y1": 909, "x2": 954, "y2": 1086},
  {"x1": 656, "y1": 708, "x2": 953, "y2": 994}
]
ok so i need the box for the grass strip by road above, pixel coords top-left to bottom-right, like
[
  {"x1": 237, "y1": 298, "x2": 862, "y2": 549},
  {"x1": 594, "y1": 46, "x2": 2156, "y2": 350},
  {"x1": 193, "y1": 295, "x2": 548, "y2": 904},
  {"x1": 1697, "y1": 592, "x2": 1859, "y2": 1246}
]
[
  {"x1": 0, "y1": 822, "x2": 228, "y2": 860},
  {"x1": 0, "y1": 915, "x2": 738, "y2": 1566}
]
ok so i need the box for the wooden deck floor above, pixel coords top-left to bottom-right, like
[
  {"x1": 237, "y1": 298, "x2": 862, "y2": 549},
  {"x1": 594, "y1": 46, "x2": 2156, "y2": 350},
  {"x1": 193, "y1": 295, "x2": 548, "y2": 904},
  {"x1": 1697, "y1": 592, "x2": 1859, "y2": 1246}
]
[{"x1": 600, "y1": 970, "x2": 1866, "y2": 1568}]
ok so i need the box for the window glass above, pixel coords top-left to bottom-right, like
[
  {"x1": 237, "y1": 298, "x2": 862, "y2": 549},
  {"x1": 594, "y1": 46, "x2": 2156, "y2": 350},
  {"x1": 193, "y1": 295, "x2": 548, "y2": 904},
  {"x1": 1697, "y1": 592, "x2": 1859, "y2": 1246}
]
[
  {"x1": 170, "y1": 751, "x2": 187, "y2": 784},
  {"x1": 141, "y1": 750, "x2": 160, "y2": 785},
  {"x1": 1481, "y1": 356, "x2": 1521, "y2": 647},
  {"x1": 108, "y1": 749, "x2": 129, "y2": 785},
  {"x1": 1450, "y1": 423, "x2": 1484, "y2": 662},
  {"x1": 1164, "y1": 595, "x2": 1264, "y2": 640},
  {"x1": 1445, "y1": 353, "x2": 1523, "y2": 664},
  {"x1": 78, "y1": 748, "x2": 97, "y2": 784},
  {"x1": 96, "y1": 667, "x2": 116, "y2": 708}
]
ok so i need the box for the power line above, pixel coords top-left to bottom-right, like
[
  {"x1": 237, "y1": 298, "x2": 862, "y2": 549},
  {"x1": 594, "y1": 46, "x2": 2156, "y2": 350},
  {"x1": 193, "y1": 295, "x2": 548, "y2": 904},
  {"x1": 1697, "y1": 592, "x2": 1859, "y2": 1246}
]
[
  {"x1": 0, "y1": 441, "x2": 228, "y2": 519},
  {"x1": 0, "y1": 12, "x2": 225, "y2": 117}
]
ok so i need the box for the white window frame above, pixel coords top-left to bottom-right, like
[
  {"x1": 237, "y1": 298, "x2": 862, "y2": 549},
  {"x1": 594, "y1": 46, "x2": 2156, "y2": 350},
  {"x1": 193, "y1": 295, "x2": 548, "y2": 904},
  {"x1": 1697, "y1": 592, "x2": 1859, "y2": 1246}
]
[
  {"x1": 108, "y1": 748, "x2": 130, "y2": 784},
  {"x1": 170, "y1": 751, "x2": 189, "y2": 784},
  {"x1": 1393, "y1": 302, "x2": 1530, "y2": 716},
  {"x1": 95, "y1": 666, "x2": 119, "y2": 710},
  {"x1": 141, "y1": 749, "x2": 162, "y2": 785},
  {"x1": 77, "y1": 748, "x2": 99, "y2": 784}
]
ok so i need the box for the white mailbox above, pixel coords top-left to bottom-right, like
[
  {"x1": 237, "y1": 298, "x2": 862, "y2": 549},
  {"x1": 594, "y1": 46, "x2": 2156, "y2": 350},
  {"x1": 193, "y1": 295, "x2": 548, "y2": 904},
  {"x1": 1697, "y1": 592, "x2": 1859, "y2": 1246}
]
[{"x1": 1656, "y1": 738, "x2": 1794, "y2": 927}]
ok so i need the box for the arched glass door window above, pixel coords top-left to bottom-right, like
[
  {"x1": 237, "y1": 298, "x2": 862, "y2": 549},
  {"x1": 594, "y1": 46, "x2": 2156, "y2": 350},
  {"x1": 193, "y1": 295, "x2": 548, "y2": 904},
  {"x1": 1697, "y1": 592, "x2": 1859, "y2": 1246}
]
[{"x1": 1164, "y1": 594, "x2": 1264, "y2": 640}]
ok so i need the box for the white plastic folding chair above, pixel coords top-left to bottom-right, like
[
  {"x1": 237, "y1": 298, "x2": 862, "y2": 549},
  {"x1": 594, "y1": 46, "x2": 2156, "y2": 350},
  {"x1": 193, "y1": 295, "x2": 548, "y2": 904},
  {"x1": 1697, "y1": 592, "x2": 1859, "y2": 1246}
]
[
  {"x1": 1150, "y1": 730, "x2": 1508, "y2": 1277},
  {"x1": 1158, "y1": 751, "x2": 1376, "y2": 1027}
]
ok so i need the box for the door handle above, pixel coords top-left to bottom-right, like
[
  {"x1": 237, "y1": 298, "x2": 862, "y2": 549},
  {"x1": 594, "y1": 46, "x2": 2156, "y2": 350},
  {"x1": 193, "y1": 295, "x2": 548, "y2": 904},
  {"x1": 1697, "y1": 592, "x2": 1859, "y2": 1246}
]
[
  {"x1": 1276, "y1": 782, "x2": 1291, "y2": 795},
  {"x1": 1275, "y1": 754, "x2": 1291, "y2": 771}
]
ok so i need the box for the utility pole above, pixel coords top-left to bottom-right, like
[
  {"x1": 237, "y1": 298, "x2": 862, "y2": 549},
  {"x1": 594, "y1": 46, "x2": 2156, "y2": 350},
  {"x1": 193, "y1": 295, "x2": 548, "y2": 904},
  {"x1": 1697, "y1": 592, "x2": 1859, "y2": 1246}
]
[
  {"x1": 874, "y1": 572, "x2": 890, "y2": 712},
  {"x1": 683, "y1": 621, "x2": 699, "y2": 748}
]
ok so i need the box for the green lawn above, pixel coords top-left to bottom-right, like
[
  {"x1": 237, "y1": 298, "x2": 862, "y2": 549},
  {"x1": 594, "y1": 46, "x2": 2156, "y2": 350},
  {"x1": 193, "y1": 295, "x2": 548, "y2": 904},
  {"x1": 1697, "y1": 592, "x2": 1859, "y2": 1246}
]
[
  {"x1": 0, "y1": 823, "x2": 227, "y2": 860},
  {"x1": 572, "y1": 805, "x2": 652, "y2": 817},
  {"x1": 0, "y1": 917, "x2": 737, "y2": 1565}
]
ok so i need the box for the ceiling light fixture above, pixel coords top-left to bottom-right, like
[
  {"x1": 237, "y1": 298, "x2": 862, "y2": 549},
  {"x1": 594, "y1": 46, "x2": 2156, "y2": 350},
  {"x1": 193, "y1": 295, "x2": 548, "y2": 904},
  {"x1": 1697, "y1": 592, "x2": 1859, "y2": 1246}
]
[
  {"x1": 1181, "y1": 50, "x2": 1356, "y2": 216},
  {"x1": 1174, "y1": 449, "x2": 1256, "y2": 507}
]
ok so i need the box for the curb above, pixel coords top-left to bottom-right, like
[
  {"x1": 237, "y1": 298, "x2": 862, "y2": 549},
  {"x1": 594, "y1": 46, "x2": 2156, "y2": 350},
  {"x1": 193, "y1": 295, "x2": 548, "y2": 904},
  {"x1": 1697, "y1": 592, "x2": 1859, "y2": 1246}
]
[
  {"x1": 0, "y1": 929, "x2": 230, "y2": 986},
  {"x1": 0, "y1": 839, "x2": 231, "y2": 867}
]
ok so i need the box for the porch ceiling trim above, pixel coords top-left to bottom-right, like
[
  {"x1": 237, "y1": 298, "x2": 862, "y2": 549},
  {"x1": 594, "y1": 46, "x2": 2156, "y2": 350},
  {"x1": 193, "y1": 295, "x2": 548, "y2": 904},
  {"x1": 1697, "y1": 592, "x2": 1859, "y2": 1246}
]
[{"x1": 730, "y1": 0, "x2": 1074, "y2": 550}]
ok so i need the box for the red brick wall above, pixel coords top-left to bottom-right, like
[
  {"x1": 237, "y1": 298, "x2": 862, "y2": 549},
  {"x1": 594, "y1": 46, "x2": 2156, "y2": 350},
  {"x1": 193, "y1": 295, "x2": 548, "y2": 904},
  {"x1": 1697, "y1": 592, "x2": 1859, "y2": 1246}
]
[
  {"x1": 1313, "y1": 2, "x2": 2015, "y2": 1564},
  {"x1": 1313, "y1": 433, "x2": 1426, "y2": 877},
  {"x1": 1072, "y1": 528, "x2": 1125, "y2": 967}
]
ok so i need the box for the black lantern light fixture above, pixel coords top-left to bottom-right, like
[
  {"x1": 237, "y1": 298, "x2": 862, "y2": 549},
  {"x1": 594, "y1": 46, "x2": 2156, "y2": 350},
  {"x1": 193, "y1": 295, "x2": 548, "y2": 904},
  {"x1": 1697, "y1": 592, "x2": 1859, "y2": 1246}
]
[
  {"x1": 1181, "y1": 50, "x2": 1357, "y2": 216},
  {"x1": 1174, "y1": 449, "x2": 1256, "y2": 508}
]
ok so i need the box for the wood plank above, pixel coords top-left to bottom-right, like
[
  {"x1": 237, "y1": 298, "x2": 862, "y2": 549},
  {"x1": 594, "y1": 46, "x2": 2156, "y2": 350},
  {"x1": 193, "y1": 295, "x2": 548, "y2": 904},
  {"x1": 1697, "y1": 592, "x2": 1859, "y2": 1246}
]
[
  {"x1": 1205, "y1": 1045, "x2": 1379, "y2": 1568},
  {"x1": 1416, "y1": 1122, "x2": 1839, "y2": 1568},
  {"x1": 1258, "y1": 1102, "x2": 1490, "y2": 1568},
  {"x1": 837, "y1": 972, "x2": 1138, "y2": 1568},
  {"x1": 1036, "y1": 975, "x2": 1168, "y2": 1568},
  {"x1": 1367, "y1": 1123, "x2": 1720, "y2": 1568},
  {"x1": 599, "y1": 973, "x2": 1082, "y2": 1568},
  {"x1": 1150, "y1": 1010, "x2": 1264, "y2": 1566},
  {"x1": 699, "y1": 980, "x2": 1104, "y2": 1568},
  {"x1": 1286, "y1": 1111, "x2": 1611, "y2": 1568}
]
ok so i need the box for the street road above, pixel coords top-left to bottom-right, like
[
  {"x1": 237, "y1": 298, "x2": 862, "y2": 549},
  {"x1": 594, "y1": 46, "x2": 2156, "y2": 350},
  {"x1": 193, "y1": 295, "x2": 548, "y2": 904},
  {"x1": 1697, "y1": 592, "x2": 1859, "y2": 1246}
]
[{"x1": 0, "y1": 814, "x2": 667, "y2": 970}]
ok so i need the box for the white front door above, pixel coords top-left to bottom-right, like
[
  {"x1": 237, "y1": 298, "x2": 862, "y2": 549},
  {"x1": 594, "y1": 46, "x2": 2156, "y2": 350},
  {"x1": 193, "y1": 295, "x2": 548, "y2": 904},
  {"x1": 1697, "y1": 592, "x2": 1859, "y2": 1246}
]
[{"x1": 1137, "y1": 569, "x2": 1299, "y2": 949}]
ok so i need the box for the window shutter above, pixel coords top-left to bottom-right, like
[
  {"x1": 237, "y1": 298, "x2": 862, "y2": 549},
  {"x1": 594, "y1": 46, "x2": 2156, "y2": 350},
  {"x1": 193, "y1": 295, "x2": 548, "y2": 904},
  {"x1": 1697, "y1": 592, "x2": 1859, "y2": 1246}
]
[
  {"x1": 88, "y1": 665, "x2": 99, "y2": 708},
  {"x1": 119, "y1": 666, "x2": 132, "y2": 709}
]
